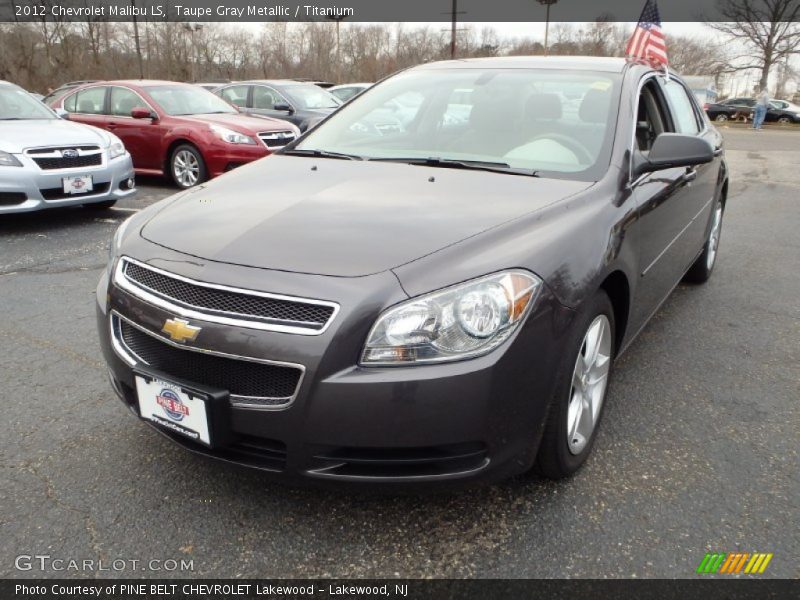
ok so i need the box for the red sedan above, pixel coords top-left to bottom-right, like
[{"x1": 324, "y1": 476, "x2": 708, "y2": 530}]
[{"x1": 50, "y1": 80, "x2": 300, "y2": 188}]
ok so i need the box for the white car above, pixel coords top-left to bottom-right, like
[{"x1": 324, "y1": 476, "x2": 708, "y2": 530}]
[
  {"x1": 0, "y1": 80, "x2": 135, "y2": 214},
  {"x1": 328, "y1": 83, "x2": 372, "y2": 103}
]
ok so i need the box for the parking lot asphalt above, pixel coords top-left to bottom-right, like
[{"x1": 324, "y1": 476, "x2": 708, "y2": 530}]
[{"x1": 1, "y1": 128, "x2": 798, "y2": 579}]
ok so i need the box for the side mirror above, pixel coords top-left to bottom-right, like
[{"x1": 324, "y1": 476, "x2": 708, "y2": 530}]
[
  {"x1": 632, "y1": 133, "x2": 714, "y2": 178},
  {"x1": 54, "y1": 108, "x2": 69, "y2": 119},
  {"x1": 273, "y1": 102, "x2": 293, "y2": 113},
  {"x1": 131, "y1": 107, "x2": 156, "y2": 120}
]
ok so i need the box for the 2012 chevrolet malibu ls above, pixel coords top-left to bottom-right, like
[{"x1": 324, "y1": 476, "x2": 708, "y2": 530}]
[{"x1": 97, "y1": 57, "x2": 728, "y2": 486}]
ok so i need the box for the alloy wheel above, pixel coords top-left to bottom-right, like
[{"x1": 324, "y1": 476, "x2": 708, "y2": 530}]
[
  {"x1": 706, "y1": 205, "x2": 723, "y2": 271},
  {"x1": 173, "y1": 150, "x2": 200, "y2": 187},
  {"x1": 566, "y1": 314, "x2": 612, "y2": 455},
  {"x1": 715, "y1": 114, "x2": 728, "y2": 122}
]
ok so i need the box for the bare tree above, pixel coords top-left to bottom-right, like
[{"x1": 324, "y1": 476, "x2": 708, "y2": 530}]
[{"x1": 708, "y1": 0, "x2": 800, "y2": 91}]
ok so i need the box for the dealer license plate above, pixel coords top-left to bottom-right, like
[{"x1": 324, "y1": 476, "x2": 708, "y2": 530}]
[
  {"x1": 135, "y1": 375, "x2": 211, "y2": 445},
  {"x1": 62, "y1": 175, "x2": 93, "y2": 194}
]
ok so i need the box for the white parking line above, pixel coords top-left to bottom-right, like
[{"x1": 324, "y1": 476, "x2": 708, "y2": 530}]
[{"x1": 111, "y1": 207, "x2": 140, "y2": 213}]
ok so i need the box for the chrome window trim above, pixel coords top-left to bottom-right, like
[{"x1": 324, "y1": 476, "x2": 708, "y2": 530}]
[
  {"x1": 107, "y1": 85, "x2": 159, "y2": 119},
  {"x1": 114, "y1": 256, "x2": 340, "y2": 335},
  {"x1": 109, "y1": 310, "x2": 305, "y2": 410}
]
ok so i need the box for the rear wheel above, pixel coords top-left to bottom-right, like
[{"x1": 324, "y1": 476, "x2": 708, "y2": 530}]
[
  {"x1": 684, "y1": 200, "x2": 723, "y2": 284},
  {"x1": 535, "y1": 291, "x2": 615, "y2": 479},
  {"x1": 714, "y1": 114, "x2": 729, "y2": 122},
  {"x1": 170, "y1": 144, "x2": 206, "y2": 189},
  {"x1": 777, "y1": 116, "x2": 791, "y2": 124},
  {"x1": 83, "y1": 199, "x2": 116, "y2": 210}
]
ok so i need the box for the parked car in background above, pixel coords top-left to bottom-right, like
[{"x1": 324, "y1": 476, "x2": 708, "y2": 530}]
[
  {"x1": 704, "y1": 97, "x2": 756, "y2": 122},
  {"x1": 329, "y1": 83, "x2": 372, "y2": 103},
  {"x1": 42, "y1": 80, "x2": 103, "y2": 106},
  {"x1": 0, "y1": 80, "x2": 135, "y2": 214},
  {"x1": 51, "y1": 80, "x2": 299, "y2": 188},
  {"x1": 291, "y1": 78, "x2": 334, "y2": 89},
  {"x1": 705, "y1": 97, "x2": 800, "y2": 124},
  {"x1": 215, "y1": 80, "x2": 341, "y2": 132},
  {"x1": 99, "y1": 57, "x2": 727, "y2": 487},
  {"x1": 195, "y1": 81, "x2": 231, "y2": 92}
]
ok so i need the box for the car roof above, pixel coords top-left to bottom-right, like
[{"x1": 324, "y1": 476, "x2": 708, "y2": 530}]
[
  {"x1": 416, "y1": 56, "x2": 631, "y2": 73},
  {"x1": 238, "y1": 80, "x2": 318, "y2": 87},
  {"x1": 83, "y1": 80, "x2": 196, "y2": 88}
]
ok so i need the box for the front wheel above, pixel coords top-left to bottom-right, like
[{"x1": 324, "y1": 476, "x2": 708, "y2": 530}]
[
  {"x1": 777, "y1": 116, "x2": 791, "y2": 124},
  {"x1": 170, "y1": 144, "x2": 207, "y2": 189},
  {"x1": 684, "y1": 200, "x2": 723, "y2": 284},
  {"x1": 535, "y1": 291, "x2": 615, "y2": 479},
  {"x1": 714, "y1": 114, "x2": 729, "y2": 122}
]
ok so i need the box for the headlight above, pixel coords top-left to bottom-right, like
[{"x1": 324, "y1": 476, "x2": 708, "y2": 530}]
[
  {"x1": 0, "y1": 150, "x2": 22, "y2": 167},
  {"x1": 107, "y1": 215, "x2": 135, "y2": 272},
  {"x1": 361, "y1": 270, "x2": 541, "y2": 365},
  {"x1": 209, "y1": 125, "x2": 256, "y2": 145},
  {"x1": 108, "y1": 141, "x2": 126, "y2": 159}
]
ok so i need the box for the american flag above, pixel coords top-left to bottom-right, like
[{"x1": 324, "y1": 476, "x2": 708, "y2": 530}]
[{"x1": 626, "y1": 0, "x2": 667, "y2": 67}]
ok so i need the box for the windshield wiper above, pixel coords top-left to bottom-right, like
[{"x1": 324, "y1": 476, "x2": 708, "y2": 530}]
[
  {"x1": 280, "y1": 148, "x2": 364, "y2": 160},
  {"x1": 368, "y1": 156, "x2": 539, "y2": 177}
]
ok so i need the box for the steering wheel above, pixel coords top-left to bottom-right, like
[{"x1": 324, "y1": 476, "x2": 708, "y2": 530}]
[{"x1": 525, "y1": 133, "x2": 594, "y2": 165}]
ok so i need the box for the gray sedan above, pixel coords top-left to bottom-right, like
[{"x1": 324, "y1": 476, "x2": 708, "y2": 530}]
[{"x1": 0, "y1": 81, "x2": 135, "y2": 214}]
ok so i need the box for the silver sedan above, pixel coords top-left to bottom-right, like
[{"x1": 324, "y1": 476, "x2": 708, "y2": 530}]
[{"x1": 0, "y1": 81, "x2": 136, "y2": 214}]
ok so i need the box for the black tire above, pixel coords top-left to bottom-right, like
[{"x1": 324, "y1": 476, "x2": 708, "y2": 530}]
[
  {"x1": 83, "y1": 199, "x2": 117, "y2": 210},
  {"x1": 714, "y1": 114, "x2": 729, "y2": 122},
  {"x1": 170, "y1": 144, "x2": 207, "y2": 189},
  {"x1": 535, "y1": 290, "x2": 616, "y2": 479},
  {"x1": 684, "y1": 200, "x2": 724, "y2": 284}
]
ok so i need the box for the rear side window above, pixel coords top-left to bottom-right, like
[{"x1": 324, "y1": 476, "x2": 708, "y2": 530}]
[
  {"x1": 64, "y1": 92, "x2": 77, "y2": 112},
  {"x1": 73, "y1": 87, "x2": 107, "y2": 114},
  {"x1": 662, "y1": 80, "x2": 700, "y2": 134},
  {"x1": 252, "y1": 86, "x2": 281, "y2": 110}
]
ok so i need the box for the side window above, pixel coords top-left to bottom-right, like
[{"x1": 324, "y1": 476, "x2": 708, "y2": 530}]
[
  {"x1": 662, "y1": 80, "x2": 700, "y2": 134},
  {"x1": 252, "y1": 86, "x2": 280, "y2": 110},
  {"x1": 64, "y1": 92, "x2": 77, "y2": 112},
  {"x1": 110, "y1": 87, "x2": 146, "y2": 117},
  {"x1": 220, "y1": 85, "x2": 248, "y2": 108},
  {"x1": 74, "y1": 87, "x2": 107, "y2": 114},
  {"x1": 635, "y1": 80, "x2": 670, "y2": 154}
]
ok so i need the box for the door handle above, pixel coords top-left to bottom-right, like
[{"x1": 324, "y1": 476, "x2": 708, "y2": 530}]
[
  {"x1": 681, "y1": 168, "x2": 697, "y2": 183},
  {"x1": 713, "y1": 147, "x2": 723, "y2": 157},
  {"x1": 107, "y1": 123, "x2": 117, "y2": 130}
]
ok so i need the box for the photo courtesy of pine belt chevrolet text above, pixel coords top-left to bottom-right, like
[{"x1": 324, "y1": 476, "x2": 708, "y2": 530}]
[{"x1": 97, "y1": 56, "x2": 728, "y2": 487}]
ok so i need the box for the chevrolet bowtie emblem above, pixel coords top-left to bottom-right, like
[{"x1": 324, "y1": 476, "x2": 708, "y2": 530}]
[{"x1": 162, "y1": 318, "x2": 201, "y2": 343}]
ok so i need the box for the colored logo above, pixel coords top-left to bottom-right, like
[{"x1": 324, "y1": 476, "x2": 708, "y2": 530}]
[
  {"x1": 697, "y1": 552, "x2": 773, "y2": 575},
  {"x1": 162, "y1": 318, "x2": 201, "y2": 343},
  {"x1": 156, "y1": 388, "x2": 189, "y2": 421},
  {"x1": 62, "y1": 149, "x2": 78, "y2": 158},
  {"x1": 72, "y1": 179, "x2": 85, "y2": 190}
]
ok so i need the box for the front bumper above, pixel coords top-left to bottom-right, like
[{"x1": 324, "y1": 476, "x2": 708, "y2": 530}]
[
  {"x1": 203, "y1": 140, "x2": 271, "y2": 179},
  {"x1": 96, "y1": 248, "x2": 575, "y2": 488},
  {"x1": 0, "y1": 153, "x2": 135, "y2": 214}
]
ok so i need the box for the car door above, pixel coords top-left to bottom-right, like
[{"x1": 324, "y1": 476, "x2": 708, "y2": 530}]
[
  {"x1": 629, "y1": 75, "x2": 708, "y2": 328},
  {"x1": 251, "y1": 85, "x2": 300, "y2": 127},
  {"x1": 63, "y1": 85, "x2": 110, "y2": 130},
  {"x1": 107, "y1": 86, "x2": 162, "y2": 170}
]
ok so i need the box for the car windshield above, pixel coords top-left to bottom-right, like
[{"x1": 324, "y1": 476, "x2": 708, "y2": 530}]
[
  {"x1": 147, "y1": 85, "x2": 238, "y2": 116},
  {"x1": 295, "y1": 68, "x2": 621, "y2": 180},
  {"x1": 284, "y1": 85, "x2": 341, "y2": 110},
  {"x1": 0, "y1": 86, "x2": 56, "y2": 120}
]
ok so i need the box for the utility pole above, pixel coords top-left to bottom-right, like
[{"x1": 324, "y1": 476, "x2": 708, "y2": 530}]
[
  {"x1": 183, "y1": 23, "x2": 203, "y2": 82},
  {"x1": 537, "y1": 0, "x2": 558, "y2": 56},
  {"x1": 131, "y1": 0, "x2": 144, "y2": 78},
  {"x1": 327, "y1": 15, "x2": 347, "y2": 84},
  {"x1": 450, "y1": 0, "x2": 457, "y2": 59}
]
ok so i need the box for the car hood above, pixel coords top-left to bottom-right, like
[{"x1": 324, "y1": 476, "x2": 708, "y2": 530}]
[
  {"x1": 0, "y1": 119, "x2": 110, "y2": 152},
  {"x1": 172, "y1": 113, "x2": 297, "y2": 134},
  {"x1": 140, "y1": 156, "x2": 591, "y2": 277}
]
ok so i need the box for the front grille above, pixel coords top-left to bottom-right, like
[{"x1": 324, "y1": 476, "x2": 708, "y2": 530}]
[
  {"x1": 116, "y1": 317, "x2": 303, "y2": 406},
  {"x1": 33, "y1": 154, "x2": 102, "y2": 170},
  {"x1": 27, "y1": 145, "x2": 99, "y2": 154},
  {"x1": 0, "y1": 192, "x2": 27, "y2": 206},
  {"x1": 40, "y1": 182, "x2": 110, "y2": 201},
  {"x1": 258, "y1": 131, "x2": 296, "y2": 148},
  {"x1": 121, "y1": 259, "x2": 336, "y2": 332}
]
